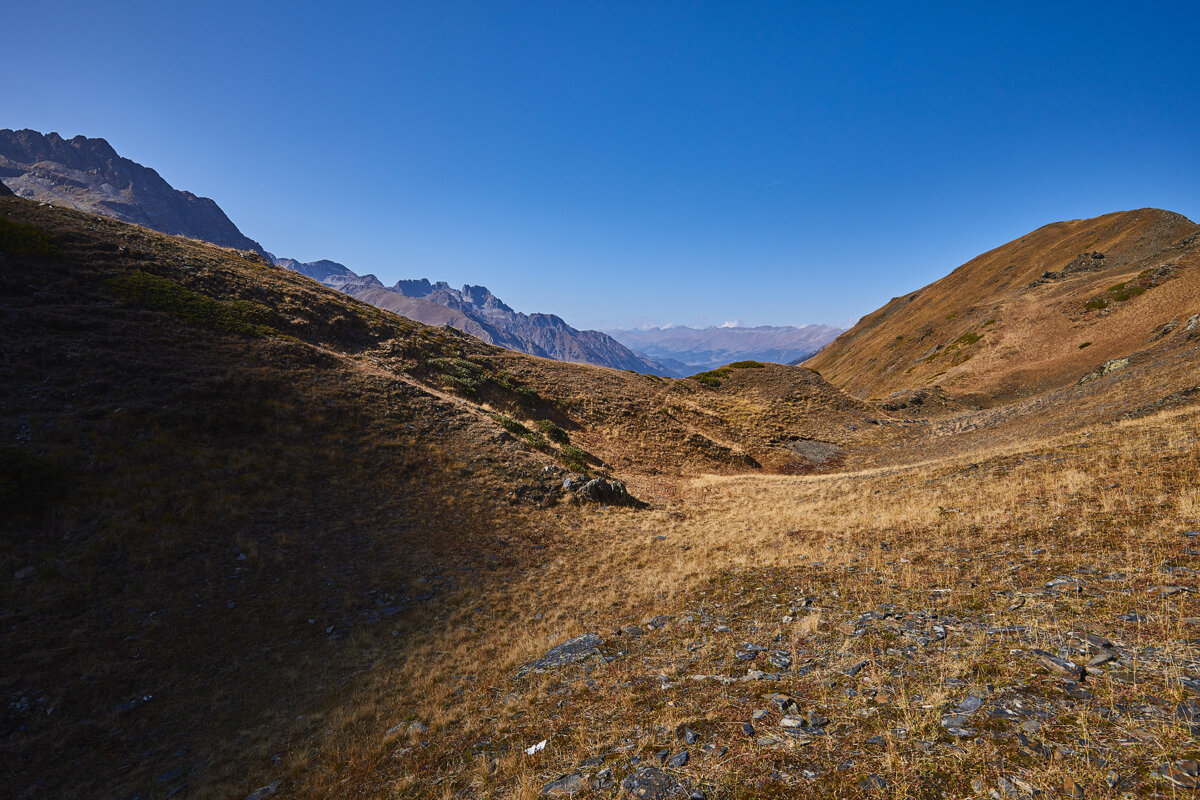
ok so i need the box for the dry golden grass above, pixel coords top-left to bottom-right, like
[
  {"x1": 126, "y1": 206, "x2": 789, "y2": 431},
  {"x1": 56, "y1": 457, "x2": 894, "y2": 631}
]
[
  {"x1": 276, "y1": 404, "x2": 1200, "y2": 798},
  {"x1": 3, "y1": 196, "x2": 1200, "y2": 799}
]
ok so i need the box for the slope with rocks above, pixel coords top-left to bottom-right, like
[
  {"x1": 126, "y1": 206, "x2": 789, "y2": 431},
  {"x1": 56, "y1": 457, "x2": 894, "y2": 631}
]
[
  {"x1": 807, "y1": 208, "x2": 1200, "y2": 407},
  {"x1": 609, "y1": 323, "x2": 843, "y2": 375},
  {"x1": 0, "y1": 128, "x2": 266, "y2": 256}
]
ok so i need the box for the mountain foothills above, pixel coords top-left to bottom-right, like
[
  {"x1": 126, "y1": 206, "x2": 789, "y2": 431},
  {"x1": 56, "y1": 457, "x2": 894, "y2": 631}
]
[
  {"x1": 609, "y1": 324, "x2": 843, "y2": 375},
  {"x1": 3, "y1": 173, "x2": 1200, "y2": 796}
]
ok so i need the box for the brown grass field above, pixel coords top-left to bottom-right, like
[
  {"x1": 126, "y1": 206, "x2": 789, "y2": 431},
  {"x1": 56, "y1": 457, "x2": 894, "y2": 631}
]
[{"x1": 2, "y1": 198, "x2": 1199, "y2": 798}]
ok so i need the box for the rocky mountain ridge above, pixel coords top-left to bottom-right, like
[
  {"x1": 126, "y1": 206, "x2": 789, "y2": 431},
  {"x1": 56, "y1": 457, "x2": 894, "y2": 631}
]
[
  {"x1": 277, "y1": 257, "x2": 679, "y2": 375},
  {"x1": 0, "y1": 129, "x2": 266, "y2": 257}
]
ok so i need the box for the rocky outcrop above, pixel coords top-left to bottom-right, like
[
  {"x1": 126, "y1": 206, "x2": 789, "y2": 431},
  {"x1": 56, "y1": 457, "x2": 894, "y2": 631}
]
[{"x1": 0, "y1": 129, "x2": 266, "y2": 256}]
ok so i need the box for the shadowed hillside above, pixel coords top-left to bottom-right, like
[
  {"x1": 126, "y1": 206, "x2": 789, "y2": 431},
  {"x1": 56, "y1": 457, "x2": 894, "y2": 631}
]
[
  {"x1": 0, "y1": 195, "x2": 885, "y2": 798},
  {"x1": 4, "y1": 196, "x2": 1200, "y2": 799}
]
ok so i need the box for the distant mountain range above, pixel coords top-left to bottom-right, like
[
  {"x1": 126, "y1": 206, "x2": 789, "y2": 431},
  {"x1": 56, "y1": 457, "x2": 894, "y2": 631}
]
[
  {"x1": 0, "y1": 129, "x2": 266, "y2": 257},
  {"x1": 279, "y1": 258, "x2": 674, "y2": 374},
  {"x1": 608, "y1": 324, "x2": 843, "y2": 374},
  {"x1": 0, "y1": 128, "x2": 840, "y2": 375}
]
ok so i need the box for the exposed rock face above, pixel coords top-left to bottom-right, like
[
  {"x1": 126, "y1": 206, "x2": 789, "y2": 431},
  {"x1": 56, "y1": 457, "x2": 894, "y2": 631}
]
[
  {"x1": 608, "y1": 324, "x2": 843, "y2": 375},
  {"x1": 277, "y1": 257, "x2": 679, "y2": 375},
  {"x1": 1, "y1": 128, "x2": 265, "y2": 256},
  {"x1": 0, "y1": 129, "x2": 266, "y2": 256}
]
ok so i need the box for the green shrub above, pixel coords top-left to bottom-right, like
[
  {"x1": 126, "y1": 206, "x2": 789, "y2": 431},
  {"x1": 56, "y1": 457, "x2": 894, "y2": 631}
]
[
  {"x1": 523, "y1": 431, "x2": 555, "y2": 455},
  {"x1": 491, "y1": 414, "x2": 531, "y2": 437},
  {"x1": 108, "y1": 270, "x2": 277, "y2": 337},
  {"x1": 0, "y1": 217, "x2": 61, "y2": 259},
  {"x1": 725, "y1": 360, "x2": 765, "y2": 369},
  {"x1": 537, "y1": 420, "x2": 569, "y2": 444},
  {"x1": 952, "y1": 332, "x2": 982, "y2": 347},
  {"x1": 560, "y1": 444, "x2": 595, "y2": 473}
]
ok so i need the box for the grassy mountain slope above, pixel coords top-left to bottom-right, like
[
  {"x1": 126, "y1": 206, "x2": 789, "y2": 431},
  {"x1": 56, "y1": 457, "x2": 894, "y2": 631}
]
[
  {"x1": 0, "y1": 196, "x2": 883, "y2": 798},
  {"x1": 808, "y1": 209, "x2": 1200, "y2": 406},
  {"x1": 4, "y1": 197, "x2": 1200, "y2": 799}
]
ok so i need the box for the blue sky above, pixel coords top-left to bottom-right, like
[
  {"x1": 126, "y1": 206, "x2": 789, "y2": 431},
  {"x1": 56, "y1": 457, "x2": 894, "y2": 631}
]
[{"x1": 6, "y1": 1, "x2": 1199, "y2": 330}]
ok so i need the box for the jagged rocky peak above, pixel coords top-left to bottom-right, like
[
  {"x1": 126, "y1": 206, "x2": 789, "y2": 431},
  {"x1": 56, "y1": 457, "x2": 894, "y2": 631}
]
[
  {"x1": 392, "y1": 278, "x2": 435, "y2": 297},
  {"x1": 0, "y1": 128, "x2": 266, "y2": 257}
]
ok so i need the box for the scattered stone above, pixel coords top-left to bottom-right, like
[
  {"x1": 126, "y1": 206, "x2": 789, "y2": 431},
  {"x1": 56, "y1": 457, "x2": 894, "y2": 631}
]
[
  {"x1": 13, "y1": 566, "x2": 34, "y2": 580},
  {"x1": 1147, "y1": 585, "x2": 1190, "y2": 596},
  {"x1": 1177, "y1": 699, "x2": 1200, "y2": 734},
  {"x1": 621, "y1": 767, "x2": 685, "y2": 799},
  {"x1": 571, "y1": 477, "x2": 646, "y2": 507},
  {"x1": 735, "y1": 643, "x2": 765, "y2": 661},
  {"x1": 245, "y1": 781, "x2": 282, "y2": 800},
  {"x1": 1017, "y1": 732, "x2": 1052, "y2": 759},
  {"x1": 1162, "y1": 760, "x2": 1200, "y2": 790},
  {"x1": 741, "y1": 723, "x2": 756, "y2": 737},
  {"x1": 1061, "y1": 681, "x2": 1093, "y2": 701},
  {"x1": 700, "y1": 743, "x2": 726, "y2": 757},
  {"x1": 1062, "y1": 777, "x2": 1084, "y2": 798},
  {"x1": 858, "y1": 774, "x2": 887, "y2": 791},
  {"x1": 666, "y1": 751, "x2": 688, "y2": 768},
  {"x1": 407, "y1": 721, "x2": 427, "y2": 735},
  {"x1": 987, "y1": 625, "x2": 1030, "y2": 635},
  {"x1": 542, "y1": 773, "x2": 585, "y2": 796},
  {"x1": 844, "y1": 659, "x2": 870, "y2": 677},
  {"x1": 750, "y1": 709, "x2": 768, "y2": 720},
  {"x1": 1030, "y1": 649, "x2": 1083, "y2": 680},
  {"x1": 520, "y1": 634, "x2": 603, "y2": 675},
  {"x1": 768, "y1": 650, "x2": 792, "y2": 670}
]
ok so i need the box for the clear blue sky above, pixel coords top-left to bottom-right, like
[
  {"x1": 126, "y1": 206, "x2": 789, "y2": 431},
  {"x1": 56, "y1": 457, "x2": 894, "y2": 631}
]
[{"x1": 6, "y1": 1, "x2": 1199, "y2": 330}]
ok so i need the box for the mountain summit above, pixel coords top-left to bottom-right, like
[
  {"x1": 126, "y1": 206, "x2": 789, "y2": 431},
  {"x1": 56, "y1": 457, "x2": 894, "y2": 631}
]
[{"x1": 0, "y1": 128, "x2": 266, "y2": 257}]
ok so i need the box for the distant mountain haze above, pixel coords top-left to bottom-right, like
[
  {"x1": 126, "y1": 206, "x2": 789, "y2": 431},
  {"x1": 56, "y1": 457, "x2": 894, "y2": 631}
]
[
  {"x1": 0, "y1": 129, "x2": 266, "y2": 257},
  {"x1": 608, "y1": 324, "x2": 844, "y2": 374}
]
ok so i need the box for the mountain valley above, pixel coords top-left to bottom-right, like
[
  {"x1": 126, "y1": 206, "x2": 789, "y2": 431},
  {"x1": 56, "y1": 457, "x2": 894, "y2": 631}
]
[{"x1": 2, "y1": 190, "x2": 1200, "y2": 800}]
